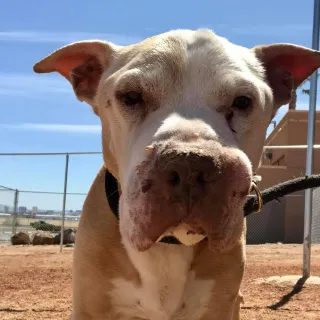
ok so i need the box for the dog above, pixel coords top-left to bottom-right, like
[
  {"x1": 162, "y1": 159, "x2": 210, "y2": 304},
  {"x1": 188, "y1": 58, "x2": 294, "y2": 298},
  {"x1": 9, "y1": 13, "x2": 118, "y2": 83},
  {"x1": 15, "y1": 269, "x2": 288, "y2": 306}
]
[{"x1": 33, "y1": 29, "x2": 320, "y2": 320}]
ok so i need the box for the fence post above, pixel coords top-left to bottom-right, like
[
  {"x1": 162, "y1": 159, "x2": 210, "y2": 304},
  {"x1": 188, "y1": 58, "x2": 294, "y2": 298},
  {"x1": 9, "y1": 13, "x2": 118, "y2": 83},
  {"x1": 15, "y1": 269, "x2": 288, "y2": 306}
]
[
  {"x1": 12, "y1": 189, "x2": 19, "y2": 235},
  {"x1": 60, "y1": 153, "x2": 69, "y2": 253},
  {"x1": 303, "y1": 0, "x2": 320, "y2": 279}
]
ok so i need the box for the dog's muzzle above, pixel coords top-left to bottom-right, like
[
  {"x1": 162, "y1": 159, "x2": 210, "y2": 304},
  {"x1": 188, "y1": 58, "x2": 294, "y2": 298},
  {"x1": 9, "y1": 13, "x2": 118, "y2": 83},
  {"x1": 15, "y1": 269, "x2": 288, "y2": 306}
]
[{"x1": 120, "y1": 141, "x2": 253, "y2": 251}]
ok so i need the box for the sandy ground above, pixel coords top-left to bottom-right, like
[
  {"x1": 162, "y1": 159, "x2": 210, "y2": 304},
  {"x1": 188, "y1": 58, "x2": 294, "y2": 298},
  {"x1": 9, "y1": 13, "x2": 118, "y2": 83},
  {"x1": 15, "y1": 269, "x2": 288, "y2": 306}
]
[{"x1": 0, "y1": 244, "x2": 319, "y2": 320}]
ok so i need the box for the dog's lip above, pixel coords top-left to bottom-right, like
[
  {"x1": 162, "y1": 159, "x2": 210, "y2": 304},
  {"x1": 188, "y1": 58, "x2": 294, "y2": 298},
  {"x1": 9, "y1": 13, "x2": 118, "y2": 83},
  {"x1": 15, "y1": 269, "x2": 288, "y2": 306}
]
[
  {"x1": 156, "y1": 221, "x2": 206, "y2": 242},
  {"x1": 126, "y1": 183, "x2": 251, "y2": 251}
]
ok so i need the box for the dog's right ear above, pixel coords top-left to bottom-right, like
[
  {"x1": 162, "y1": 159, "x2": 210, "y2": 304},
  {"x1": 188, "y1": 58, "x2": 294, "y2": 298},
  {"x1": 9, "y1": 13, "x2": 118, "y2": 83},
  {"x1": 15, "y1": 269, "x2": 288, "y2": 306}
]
[
  {"x1": 253, "y1": 44, "x2": 320, "y2": 109},
  {"x1": 33, "y1": 41, "x2": 119, "y2": 115}
]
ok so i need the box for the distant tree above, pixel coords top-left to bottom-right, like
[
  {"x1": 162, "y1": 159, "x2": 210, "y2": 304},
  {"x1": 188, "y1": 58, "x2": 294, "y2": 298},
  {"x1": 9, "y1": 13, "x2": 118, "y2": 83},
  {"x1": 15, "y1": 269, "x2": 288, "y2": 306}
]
[
  {"x1": 288, "y1": 89, "x2": 298, "y2": 110},
  {"x1": 289, "y1": 74, "x2": 319, "y2": 110},
  {"x1": 30, "y1": 220, "x2": 61, "y2": 232}
]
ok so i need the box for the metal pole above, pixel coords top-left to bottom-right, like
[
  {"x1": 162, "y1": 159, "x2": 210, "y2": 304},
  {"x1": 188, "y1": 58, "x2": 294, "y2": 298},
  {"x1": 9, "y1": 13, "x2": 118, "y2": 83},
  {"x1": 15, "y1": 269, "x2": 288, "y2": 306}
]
[
  {"x1": 303, "y1": 0, "x2": 320, "y2": 278},
  {"x1": 12, "y1": 189, "x2": 19, "y2": 235},
  {"x1": 60, "y1": 154, "x2": 69, "y2": 253},
  {"x1": 263, "y1": 145, "x2": 320, "y2": 149}
]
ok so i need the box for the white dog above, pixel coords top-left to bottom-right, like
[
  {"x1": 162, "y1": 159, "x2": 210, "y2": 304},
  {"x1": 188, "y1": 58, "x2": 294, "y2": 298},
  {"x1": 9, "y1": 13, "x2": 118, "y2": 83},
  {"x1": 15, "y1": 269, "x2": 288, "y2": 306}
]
[{"x1": 33, "y1": 29, "x2": 320, "y2": 320}]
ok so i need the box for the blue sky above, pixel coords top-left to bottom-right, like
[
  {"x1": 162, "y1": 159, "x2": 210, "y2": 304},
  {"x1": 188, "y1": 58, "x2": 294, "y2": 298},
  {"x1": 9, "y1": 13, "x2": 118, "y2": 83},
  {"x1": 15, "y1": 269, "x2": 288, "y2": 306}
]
[{"x1": 0, "y1": 0, "x2": 318, "y2": 211}]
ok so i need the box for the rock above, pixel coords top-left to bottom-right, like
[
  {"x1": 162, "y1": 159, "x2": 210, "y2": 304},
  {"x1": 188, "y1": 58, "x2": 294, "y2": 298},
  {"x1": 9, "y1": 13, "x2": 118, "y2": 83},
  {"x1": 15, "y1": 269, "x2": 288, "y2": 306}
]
[
  {"x1": 53, "y1": 234, "x2": 59, "y2": 245},
  {"x1": 53, "y1": 228, "x2": 76, "y2": 245},
  {"x1": 11, "y1": 232, "x2": 31, "y2": 245},
  {"x1": 32, "y1": 233, "x2": 54, "y2": 245}
]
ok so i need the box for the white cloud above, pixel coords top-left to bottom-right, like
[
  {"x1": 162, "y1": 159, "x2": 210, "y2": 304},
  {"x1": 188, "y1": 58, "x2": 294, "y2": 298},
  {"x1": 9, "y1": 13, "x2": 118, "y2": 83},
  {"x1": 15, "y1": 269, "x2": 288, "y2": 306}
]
[
  {"x1": 0, "y1": 31, "x2": 143, "y2": 97},
  {"x1": 1, "y1": 123, "x2": 101, "y2": 134},
  {"x1": 0, "y1": 72, "x2": 71, "y2": 97},
  {"x1": 0, "y1": 31, "x2": 142, "y2": 45},
  {"x1": 0, "y1": 26, "x2": 312, "y2": 45},
  {"x1": 231, "y1": 24, "x2": 311, "y2": 36}
]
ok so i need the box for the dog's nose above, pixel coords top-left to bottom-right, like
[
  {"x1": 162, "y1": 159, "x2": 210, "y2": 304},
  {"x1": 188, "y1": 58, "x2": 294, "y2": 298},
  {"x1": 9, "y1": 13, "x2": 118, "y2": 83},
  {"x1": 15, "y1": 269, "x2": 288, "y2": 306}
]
[{"x1": 155, "y1": 152, "x2": 220, "y2": 203}]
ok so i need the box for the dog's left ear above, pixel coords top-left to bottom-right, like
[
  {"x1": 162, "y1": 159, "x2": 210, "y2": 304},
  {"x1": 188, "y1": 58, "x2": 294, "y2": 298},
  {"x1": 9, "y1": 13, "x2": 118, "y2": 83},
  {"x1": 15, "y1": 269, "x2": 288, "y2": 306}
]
[
  {"x1": 33, "y1": 40, "x2": 120, "y2": 115},
  {"x1": 253, "y1": 44, "x2": 320, "y2": 107}
]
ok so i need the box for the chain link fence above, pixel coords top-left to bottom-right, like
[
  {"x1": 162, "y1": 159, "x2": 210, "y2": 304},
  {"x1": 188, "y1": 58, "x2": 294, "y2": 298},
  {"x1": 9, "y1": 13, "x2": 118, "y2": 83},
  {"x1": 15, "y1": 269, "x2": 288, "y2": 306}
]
[
  {"x1": 0, "y1": 152, "x2": 101, "y2": 249},
  {"x1": 312, "y1": 187, "x2": 320, "y2": 244},
  {"x1": 1, "y1": 151, "x2": 320, "y2": 251},
  {"x1": 247, "y1": 190, "x2": 320, "y2": 245},
  {"x1": 1, "y1": 188, "x2": 315, "y2": 246},
  {"x1": 0, "y1": 185, "x2": 18, "y2": 242},
  {"x1": 246, "y1": 193, "x2": 305, "y2": 244},
  {"x1": 0, "y1": 187, "x2": 87, "y2": 246}
]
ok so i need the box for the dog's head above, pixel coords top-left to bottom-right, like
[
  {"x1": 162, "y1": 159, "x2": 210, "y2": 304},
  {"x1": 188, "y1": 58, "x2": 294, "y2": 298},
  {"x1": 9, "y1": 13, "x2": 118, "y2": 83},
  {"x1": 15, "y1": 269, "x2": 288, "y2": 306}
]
[{"x1": 34, "y1": 29, "x2": 320, "y2": 252}]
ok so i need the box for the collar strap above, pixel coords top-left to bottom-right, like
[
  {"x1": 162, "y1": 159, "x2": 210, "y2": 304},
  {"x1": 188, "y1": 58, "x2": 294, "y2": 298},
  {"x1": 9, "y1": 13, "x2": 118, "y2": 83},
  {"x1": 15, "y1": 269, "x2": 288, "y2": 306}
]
[{"x1": 105, "y1": 169, "x2": 182, "y2": 245}]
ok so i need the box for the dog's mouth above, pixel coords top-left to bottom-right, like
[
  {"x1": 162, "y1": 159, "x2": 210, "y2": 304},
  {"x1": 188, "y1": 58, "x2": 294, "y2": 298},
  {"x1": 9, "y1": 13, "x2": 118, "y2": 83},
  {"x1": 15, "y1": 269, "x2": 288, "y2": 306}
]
[
  {"x1": 156, "y1": 178, "x2": 263, "y2": 247},
  {"x1": 156, "y1": 222, "x2": 207, "y2": 246},
  {"x1": 121, "y1": 176, "x2": 260, "y2": 251}
]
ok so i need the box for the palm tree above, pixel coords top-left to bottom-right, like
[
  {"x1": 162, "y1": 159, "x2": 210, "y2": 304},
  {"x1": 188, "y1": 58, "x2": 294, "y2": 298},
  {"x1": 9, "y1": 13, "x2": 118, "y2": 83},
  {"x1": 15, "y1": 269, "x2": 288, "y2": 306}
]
[
  {"x1": 288, "y1": 79, "x2": 310, "y2": 109},
  {"x1": 288, "y1": 89, "x2": 298, "y2": 110},
  {"x1": 301, "y1": 86, "x2": 311, "y2": 96},
  {"x1": 289, "y1": 75, "x2": 318, "y2": 109}
]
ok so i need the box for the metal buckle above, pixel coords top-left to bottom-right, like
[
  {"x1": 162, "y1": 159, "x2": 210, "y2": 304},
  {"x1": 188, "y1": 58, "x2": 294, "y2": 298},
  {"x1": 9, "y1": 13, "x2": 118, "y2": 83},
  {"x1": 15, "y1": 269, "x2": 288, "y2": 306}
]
[{"x1": 251, "y1": 182, "x2": 263, "y2": 213}]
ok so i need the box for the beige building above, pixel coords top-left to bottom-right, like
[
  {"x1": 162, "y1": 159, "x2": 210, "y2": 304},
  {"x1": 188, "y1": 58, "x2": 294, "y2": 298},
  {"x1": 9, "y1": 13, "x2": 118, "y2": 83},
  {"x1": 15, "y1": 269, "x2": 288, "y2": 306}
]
[
  {"x1": 246, "y1": 110, "x2": 320, "y2": 244},
  {"x1": 258, "y1": 110, "x2": 320, "y2": 190}
]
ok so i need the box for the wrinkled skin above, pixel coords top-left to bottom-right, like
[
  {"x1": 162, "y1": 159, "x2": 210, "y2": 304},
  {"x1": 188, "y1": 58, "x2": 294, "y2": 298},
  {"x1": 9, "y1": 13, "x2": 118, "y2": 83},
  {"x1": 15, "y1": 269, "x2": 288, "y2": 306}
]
[{"x1": 123, "y1": 139, "x2": 252, "y2": 252}]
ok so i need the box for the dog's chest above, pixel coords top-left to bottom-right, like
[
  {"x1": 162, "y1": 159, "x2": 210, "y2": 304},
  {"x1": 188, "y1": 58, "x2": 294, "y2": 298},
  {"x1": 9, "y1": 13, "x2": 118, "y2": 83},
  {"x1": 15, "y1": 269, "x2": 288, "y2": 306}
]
[{"x1": 110, "y1": 245, "x2": 214, "y2": 320}]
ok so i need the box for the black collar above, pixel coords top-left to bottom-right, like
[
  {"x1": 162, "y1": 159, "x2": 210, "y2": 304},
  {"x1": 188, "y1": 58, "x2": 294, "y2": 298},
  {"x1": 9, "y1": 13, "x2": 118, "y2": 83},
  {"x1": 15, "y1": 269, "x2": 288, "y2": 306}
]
[{"x1": 105, "y1": 169, "x2": 182, "y2": 245}]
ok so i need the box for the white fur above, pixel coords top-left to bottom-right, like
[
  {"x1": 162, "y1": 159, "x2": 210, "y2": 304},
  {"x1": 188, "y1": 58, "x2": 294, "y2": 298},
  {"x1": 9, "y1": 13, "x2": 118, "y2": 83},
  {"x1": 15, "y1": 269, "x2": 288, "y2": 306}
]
[
  {"x1": 110, "y1": 30, "x2": 269, "y2": 187},
  {"x1": 110, "y1": 242, "x2": 214, "y2": 320},
  {"x1": 116, "y1": 30, "x2": 271, "y2": 248},
  {"x1": 108, "y1": 31, "x2": 263, "y2": 318}
]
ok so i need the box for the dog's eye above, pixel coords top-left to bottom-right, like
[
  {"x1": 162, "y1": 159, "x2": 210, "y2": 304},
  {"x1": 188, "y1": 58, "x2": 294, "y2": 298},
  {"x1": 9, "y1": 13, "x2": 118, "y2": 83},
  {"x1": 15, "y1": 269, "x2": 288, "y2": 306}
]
[
  {"x1": 122, "y1": 91, "x2": 143, "y2": 106},
  {"x1": 232, "y1": 96, "x2": 252, "y2": 111}
]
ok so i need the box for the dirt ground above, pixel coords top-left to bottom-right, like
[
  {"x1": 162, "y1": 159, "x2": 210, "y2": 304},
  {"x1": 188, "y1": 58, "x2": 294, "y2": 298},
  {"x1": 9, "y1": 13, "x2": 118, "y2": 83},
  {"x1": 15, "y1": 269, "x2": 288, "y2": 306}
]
[{"x1": 0, "y1": 244, "x2": 319, "y2": 320}]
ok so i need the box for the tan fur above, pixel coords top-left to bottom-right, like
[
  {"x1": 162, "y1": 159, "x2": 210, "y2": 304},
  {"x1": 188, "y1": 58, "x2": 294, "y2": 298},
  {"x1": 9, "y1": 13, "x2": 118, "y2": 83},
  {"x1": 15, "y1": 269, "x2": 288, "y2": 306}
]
[
  {"x1": 33, "y1": 29, "x2": 320, "y2": 320},
  {"x1": 71, "y1": 165, "x2": 245, "y2": 319}
]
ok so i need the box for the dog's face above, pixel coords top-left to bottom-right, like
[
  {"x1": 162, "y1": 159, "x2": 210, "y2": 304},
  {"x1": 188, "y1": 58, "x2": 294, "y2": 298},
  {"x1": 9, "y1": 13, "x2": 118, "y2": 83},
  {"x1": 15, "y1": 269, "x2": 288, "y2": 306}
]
[{"x1": 34, "y1": 29, "x2": 320, "y2": 252}]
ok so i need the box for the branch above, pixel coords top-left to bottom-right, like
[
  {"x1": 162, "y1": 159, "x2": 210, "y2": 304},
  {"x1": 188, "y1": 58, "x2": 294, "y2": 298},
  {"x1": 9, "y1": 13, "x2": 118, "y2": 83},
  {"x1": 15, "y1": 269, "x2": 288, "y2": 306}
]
[{"x1": 244, "y1": 174, "x2": 320, "y2": 216}]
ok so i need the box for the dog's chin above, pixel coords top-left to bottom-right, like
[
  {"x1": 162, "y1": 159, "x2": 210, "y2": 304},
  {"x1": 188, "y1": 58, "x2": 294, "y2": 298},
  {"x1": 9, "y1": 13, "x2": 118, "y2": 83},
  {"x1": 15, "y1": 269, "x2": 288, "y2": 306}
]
[
  {"x1": 121, "y1": 190, "x2": 246, "y2": 252},
  {"x1": 121, "y1": 218, "x2": 242, "y2": 253},
  {"x1": 156, "y1": 223, "x2": 207, "y2": 246}
]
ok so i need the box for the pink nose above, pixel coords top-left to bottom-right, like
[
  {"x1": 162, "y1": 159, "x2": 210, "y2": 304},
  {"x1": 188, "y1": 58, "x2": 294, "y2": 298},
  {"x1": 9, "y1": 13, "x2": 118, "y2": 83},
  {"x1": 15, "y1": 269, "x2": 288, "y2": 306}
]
[
  {"x1": 143, "y1": 144, "x2": 252, "y2": 205},
  {"x1": 152, "y1": 152, "x2": 220, "y2": 204}
]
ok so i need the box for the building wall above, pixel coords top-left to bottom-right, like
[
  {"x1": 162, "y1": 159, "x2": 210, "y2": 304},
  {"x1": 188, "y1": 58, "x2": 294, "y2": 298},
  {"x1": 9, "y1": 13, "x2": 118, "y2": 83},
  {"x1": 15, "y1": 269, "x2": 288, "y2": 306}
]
[
  {"x1": 246, "y1": 199, "x2": 285, "y2": 244},
  {"x1": 257, "y1": 166, "x2": 289, "y2": 191},
  {"x1": 262, "y1": 121, "x2": 289, "y2": 167},
  {"x1": 312, "y1": 187, "x2": 320, "y2": 244},
  {"x1": 284, "y1": 194, "x2": 305, "y2": 243},
  {"x1": 247, "y1": 110, "x2": 320, "y2": 244},
  {"x1": 258, "y1": 111, "x2": 320, "y2": 190}
]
